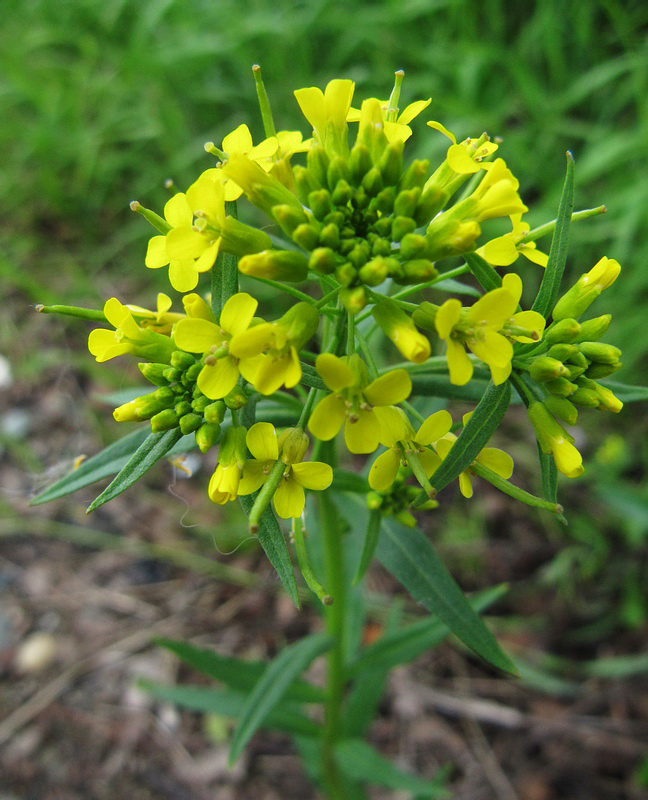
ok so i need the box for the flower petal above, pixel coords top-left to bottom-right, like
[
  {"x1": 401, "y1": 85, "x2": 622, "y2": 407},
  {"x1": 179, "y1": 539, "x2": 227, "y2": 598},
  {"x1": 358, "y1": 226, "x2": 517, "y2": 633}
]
[
  {"x1": 415, "y1": 410, "x2": 453, "y2": 445},
  {"x1": 197, "y1": 357, "x2": 240, "y2": 399},
  {"x1": 398, "y1": 98, "x2": 431, "y2": 125},
  {"x1": 168, "y1": 259, "x2": 199, "y2": 292},
  {"x1": 308, "y1": 393, "x2": 346, "y2": 441},
  {"x1": 164, "y1": 193, "x2": 193, "y2": 228},
  {"x1": 220, "y1": 292, "x2": 258, "y2": 337},
  {"x1": 468, "y1": 287, "x2": 516, "y2": 329},
  {"x1": 291, "y1": 461, "x2": 333, "y2": 490},
  {"x1": 273, "y1": 476, "x2": 305, "y2": 519},
  {"x1": 368, "y1": 449, "x2": 401, "y2": 491},
  {"x1": 223, "y1": 123, "x2": 254, "y2": 154},
  {"x1": 315, "y1": 353, "x2": 355, "y2": 391},
  {"x1": 468, "y1": 329, "x2": 513, "y2": 368},
  {"x1": 238, "y1": 459, "x2": 270, "y2": 495},
  {"x1": 458, "y1": 471, "x2": 473, "y2": 498},
  {"x1": 246, "y1": 422, "x2": 279, "y2": 461},
  {"x1": 435, "y1": 298, "x2": 462, "y2": 340},
  {"x1": 344, "y1": 409, "x2": 381, "y2": 454},
  {"x1": 477, "y1": 447, "x2": 514, "y2": 479},
  {"x1": 446, "y1": 339, "x2": 473, "y2": 385},
  {"x1": 418, "y1": 448, "x2": 442, "y2": 477},
  {"x1": 145, "y1": 236, "x2": 169, "y2": 269},
  {"x1": 447, "y1": 143, "x2": 481, "y2": 174},
  {"x1": 173, "y1": 318, "x2": 221, "y2": 353},
  {"x1": 478, "y1": 234, "x2": 518, "y2": 266},
  {"x1": 374, "y1": 405, "x2": 412, "y2": 447},
  {"x1": 364, "y1": 369, "x2": 412, "y2": 406}
]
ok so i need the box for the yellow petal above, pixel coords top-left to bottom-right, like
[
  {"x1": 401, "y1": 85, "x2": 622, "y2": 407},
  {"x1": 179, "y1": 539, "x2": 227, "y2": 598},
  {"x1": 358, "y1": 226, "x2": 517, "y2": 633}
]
[
  {"x1": 398, "y1": 98, "x2": 431, "y2": 125},
  {"x1": 173, "y1": 318, "x2": 221, "y2": 353},
  {"x1": 238, "y1": 459, "x2": 270, "y2": 495},
  {"x1": 187, "y1": 173, "x2": 226, "y2": 224},
  {"x1": 344, "y1": 409, "x2": 381, "y2": 454},
  {"x1": 145, "y1": 235, "x2": 169, "y2": 269},
  {"x1": 427, "y1": 120, "x2": 456, "y2": 144},
  {"x1": 249, "y1": 136, "x2": 279, "y2": 162},
  {"x1": 220, "y1": 292, "x2": 258, "y2": 337},
  {"x1": 459, "y1": 471, "x2": 473, "y2": 498},
  {"x1": 520, "y1": 243, "x2": 549, "y2": 267},
  {"x1": 294, "y1": 87, "x2": 326, "y2": 134},
  {"x1": 435, "y1": 299, "x2": 462, "y2": 340},
  {"x1": 183, "y1": 293, "x2": 216, "y2": 322},
  {"x1": 194, "y1": 240, "x2": 220, "y2": 273},
  {"x1": 291, "y1": 461, "x2": 333, "y2": 490},
  {"x1": 477, "y1": 447, "x2": 514, "y2": 479},
  {"x1": 489, "y1": 361, "x2": 512, "y2": 385},
  {"x1": 468, "y1": 287, "x2": 516, "y2": 329},
  {"x1": 434, "y1": 434, "x2": 457, "y2": 460},
  {"x1": 447, "y1": 143, "x2": 481, "y2": 174},
  {"x1": 164, "y1": 193, "x2": 193, "y2": 228},
  {"x1": 197, "y1": 357, "x2": 240, "y2": 399},
  {"x1": 166, "y1": 228, "x2": 208, "y2": 261},
  {"x1": 364, "y1": 369, "x2": 412, "y2": 406},
  {"x1": 246, "y1": 422, "x2": 279, "y2": 461},
  {"x1": 509, "y1": 310, "x2": 546, "y2": 342},
  {"x1": 501, "y1": 272, "x2": 523, "y2": 306},
  {"x1": 383, "y1": 121, "x2": 412, "y2": 143},
  {"x1": 478, "y1": 234, "x2": 518, "y2": 266},
  {"x1": 418, "y1": 448, "x2": 442, "y2": 478},
  {"x1": 273, "y1": 476, "x2": 305, "y2": 519},
  {"x1": 468, "y1": 329, "x2": 513, "y2": 369},
  {"x1": 415, "y1": 410, "x2": 453, "y2": 446},
  {"x1": 446, "y1": 339, "x2": 473, "y2": 385},
  {"x1": 368, "y1": 448, "x2": 401, "y2": 491},
  {"x1": 315, "y1": 353, "x2": 355, "y2": 391},
  {"x1": 324, "y1": 79, "x2": 355, "y2": 125},
  {"x1": 222, "y1": 123, "x2": 254, "y2": 154},
  {"x1": 308, "y1": 394, "x2": 346, "y2": 441},
  {"x1": 229, "y1": 323, "x2": 278, "y2": 358},
  {"x1": 238, "y1": 354, "x2": 264, "y2": 385},
  {"x1": 168, "y1": 259, "x2": 199, "y2": 292}
]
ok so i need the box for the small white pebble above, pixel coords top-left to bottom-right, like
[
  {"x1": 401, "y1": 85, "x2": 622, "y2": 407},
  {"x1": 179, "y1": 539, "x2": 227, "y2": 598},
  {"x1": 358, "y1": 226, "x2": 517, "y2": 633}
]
[{"x1": 15, "y1": 632, "x2": 57, "y2": 674}]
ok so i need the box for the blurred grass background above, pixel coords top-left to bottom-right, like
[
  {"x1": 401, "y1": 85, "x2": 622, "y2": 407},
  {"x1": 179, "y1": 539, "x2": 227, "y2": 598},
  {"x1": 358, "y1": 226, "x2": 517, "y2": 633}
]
[{"x1": 3, "y1": 0, "x2": 648, "y2": 643}]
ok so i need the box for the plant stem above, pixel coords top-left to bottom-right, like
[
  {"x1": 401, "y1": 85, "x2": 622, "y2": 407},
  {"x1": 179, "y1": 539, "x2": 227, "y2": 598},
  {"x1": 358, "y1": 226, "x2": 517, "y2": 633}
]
[{"x1": 320, "y1": 486, "x2": 349, "y2": 799}]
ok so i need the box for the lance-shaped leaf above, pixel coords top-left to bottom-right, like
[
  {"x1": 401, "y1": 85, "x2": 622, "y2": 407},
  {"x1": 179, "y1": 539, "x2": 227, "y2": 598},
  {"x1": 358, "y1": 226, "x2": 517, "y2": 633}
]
[
  {"x1": 335, "y1": 739, "x2": 450, "y2": 798},
  {"x1": 155, "y1": 638, "x2": 324, "y2": 703},
  {"x1": 299, "y1": 362, "x2": 328, "y2": 391},
  {"x1": 229, "y1": 632, "x2": 332, "y2": 764},
  {"x1": 376, "y1": 515, "x2": 517, "y2": 674},
  {"x1": 464, "y1": 251, "x2": 502, "y2": 292},
  {"x1": 532, "y1": 152, "x2": 575, "y2": 318},
  {"x1": 30, "y1": 426, "x2": 151, "y2": 506},
  {"x1": 426, "y1": 380, "x2": 511, "y2": 494},
  {"x1": 86, "y1": 428, "x2": 184, "y2": 512},
  {"x1": 139, "y1": 681, "x2": 319, "y2": 737},
  {"x1": 410, "y1": 375, "x2": 494, "y2": 402},
  {"x1": 238, "y1": 494, "x2": 301, "y2": 608}
]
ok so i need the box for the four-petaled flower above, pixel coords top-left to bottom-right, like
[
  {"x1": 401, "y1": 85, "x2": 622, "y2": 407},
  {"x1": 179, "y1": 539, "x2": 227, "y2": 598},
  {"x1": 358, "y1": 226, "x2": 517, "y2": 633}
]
[
  {"x1": 88, "y1": 298, "x2": 174, "y2": 364},
  {"x1": 427, "y1": 120, "x2": 499, "y2": 175},
  {"x1": 476, "y1": 214, "x2": 549, "y2": 268},
  {"x1": 308, "y1": 354, "x2": 412, "y2": 454},
  {"x1": 348, "y1": 96, "x2": 431, "y2": 142},
  {"x1": 238, "y1": 422, "x2": 333, "y2": 518}
]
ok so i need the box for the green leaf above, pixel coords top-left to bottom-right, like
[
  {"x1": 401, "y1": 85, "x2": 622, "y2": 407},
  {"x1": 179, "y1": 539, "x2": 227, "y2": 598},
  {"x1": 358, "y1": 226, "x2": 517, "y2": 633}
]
[
  {"x1": 600, "y1": 381, "x2": 648, "y2": 403},
  {"x1": 410, "y1": 375, "x2": 494, "y2": 402},
  {"x1": 229, "y1": 632, "x2": 332, "y2": 764},
  {"x1": 86, "y1": 428, "x2": 184, "y2": 512},
  {"x1": 376, "y1": 515, "x2": 517, "y2": 674},
  {"x1": 299, "y1": 362, "x2": 328, "y2": 390},
  {"x1": 538, "y1": 445, "x2": 558, "y2": 504},
  {"x1": 30, "y1": 426, "x2": 150, "y2": 506},
  {"x1": 464, "y1": 252, "x2": 502, "y2": 292},
  {"x1": 532, "y1": 152, "x2": 575, "y2": 317},
  {"x1": 238, "y1": 494, "x2": 301, "y2": 608},
  {"x1": 331, "y1": 470, "x2": 371, "y2": 494},
  {"x1": 432, "y1": 277, "x2": 481, "y2": 297},
  {"x1": 138, "y1": 680, "x2": 319, "y2": 737},
  {"x1": 348, "y1": 584, "x2": 509, "y2": 677},
  {"x1": 427, "y1": 380, "x2": 511, "y2": 494},
  {"x1": 335, "y1": 739, "x2": 449, "y2": 798},
  {"x1": 352, "y1": 509, "x2": 382, "y2": 585},
  {"x1": 93, "y1": 387, "x2": 151, "y2": 406},
  {"x1": 154, "y1": 638, "x2": 324, "y2": 703}
]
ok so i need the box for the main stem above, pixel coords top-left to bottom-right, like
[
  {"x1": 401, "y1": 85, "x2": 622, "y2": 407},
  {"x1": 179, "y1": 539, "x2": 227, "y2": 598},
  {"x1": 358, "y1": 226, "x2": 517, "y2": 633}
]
[{"x1": 320, "y1": 485, "x2": 349, "y2": 799}]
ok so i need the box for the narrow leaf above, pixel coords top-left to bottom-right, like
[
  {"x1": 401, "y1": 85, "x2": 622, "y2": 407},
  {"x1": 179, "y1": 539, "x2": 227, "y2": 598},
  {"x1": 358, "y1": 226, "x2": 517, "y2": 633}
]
[
  {"x1": 31, "y1": 426, "x2": 150, "y2": 505},
  {"x1": 331, "y1": 470, "x2": 371, "y2": 494},
  {"x1": 532, "y1": 152, "x2": 575, "y2": 317},
  {"x1": 155, "y1": 638, "x2": 324, "y2": 703},
  {"x1": 229, "y1": 632, "x2": 332, "y2": 764},
  {"x1": 299, "y1": 362, "x2": 328, "y2": 390},
  {"x1": 349, "y1": 584, "x2": 508, "y2": 677},
  {"x1": 139, "y1": 681, "x2": 319, "y2": 736},
  {"x1": 335, "y1": 739, "x2": 449, "y2": 798},
  {"x1": 427, "y1": 380, "x2": 511, "y2": 493},
  {"x1": 352, "y1": 509, "x2": 382, "y2": 585},
  {"x1": 464, "y1": 251, "x2": 502, "y2": 292},
  {"x1": 87, "y1": 429, "x2": 183, "y2": 512},
  {"x1": 538, "y1": 445, "x2": 558, "y2": 504},
  {"x1": 432, "y1": 277, "x2": 481, "y2": 297},
  {"x1": 410, "y1": 375, "x2": 494, "y2": 402},
  {"x1": 376, "y1": 515, "x2": 517, "y2": 674},
  {"x1": 238, "y1": 494, "x2": 301, "y2": 608}
]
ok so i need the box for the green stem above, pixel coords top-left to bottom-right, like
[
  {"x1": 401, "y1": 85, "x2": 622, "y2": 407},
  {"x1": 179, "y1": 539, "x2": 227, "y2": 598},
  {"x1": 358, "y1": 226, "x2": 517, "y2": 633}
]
[
  {"x1": 35, "y1": 304, "x2": 107, "y2": 322},
  {"x1": 520, "y1": 206, "x2": 607, "y2": 243},
  {"x1": 247, "y1": 275, "x2": 319, "y2": 305},
  {"x1": 252, "y1": 64, "x2": 277, "y2": 137},
  {"x1": 248, "y1": 459, "x2": 285, "y2": 533},
  {"x1": 292, "y1": 517, "x2": 332, "y2": 605},
  {"x1": 471, "y1": 462, "x2": 565, "y2": 520},
  {"x1": 320, "y1": 489, "x2": 349, "y2": 800},
  {"x1": 298, "y1": 386, "x2": 319, "y2": 428},
  {"x1": 316, "y1": 286, "x2": 342, "y2": 309}
]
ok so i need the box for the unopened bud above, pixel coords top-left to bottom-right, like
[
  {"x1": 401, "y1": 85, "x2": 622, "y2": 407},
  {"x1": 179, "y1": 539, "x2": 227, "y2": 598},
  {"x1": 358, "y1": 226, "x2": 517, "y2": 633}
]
[
  {"x1": 412, "y1": 301, "x2": 438, "y2": 332},
  {"x1": 336, "y1": 262, "x2": 358, "y2": 286},
  {"x1": 179, "y1": 412, "x2": 202, "y2": 435},
  {"x1": 545, "y1": 318, "x2": 581, "y2": 344},
  {"x1": 529, "y1": 356, "x2": 570, "y2": 382},
  {"x1": 174, "y1": 400, "x2": 192, "y2": 417},
  {"x1": 307, "y1": 189, "x2": 332, "y2": 221},
  {"x1": 400, "y1": 233, "x2": 428, "y2": 260},
  {"x1": 585, "y1": 362, "x2": 622, "y2": 379},
  {"x1": 374, "y1": 187, "x2": 396, "y2": 215},
  {"x1": 544, "y1": 396, "x2": 579, "y2": 426},
  {"x1": 195, "y1": 422, "x2": 221, "y2": 453},
  {"x1": 138, "y1": 362, "x2": 170, "y2": 387},
  {"x1": 378, "y1": 140, "x2": 404, "y2": 186},
  {"x1": 366, "y1": 491, "x2": 384, "y2": 510},
  {"x1": 570, "y1": 386, "x2": 600, "y2": 408},
  {"x1": 579, "y1": 342, "x2": 622, "y2": 365},
  {"x1": 340, "y1": 285, "x2": 368, "y2": 313},
  {"x1": 399, "y1": 259, "x2": 438, "y2": 284},
  {"x1": 327, "y1": 155, "x2": 351, "y2": 191},
  {"x1": 170, "y1": 350, "x2": 196, "y2": 370},
  {"x1": 400, "y1": 159, "x2": 430, "y2": 191},
  {"x1": 361, "y1": 166, "x2": 384, "y2": 196},
  {"x1": 544, "y1": 377, "x2": 578, "y2": 397},
  {"x1": 394, "y1": 187, "x2": 421, "y2": 218},
  {"x1": 349, "y1": 143, "x2": 373, "y2": 184},
  {"x1": 547, "y1": 344, "x2": 579, "y2": 361},
  {"x1": 238, "y1": 250, "x2": 309, "y2": 283},
  {"x1": 391, "y1": 216, "x2": 417, "y2": 242},
  {"x1": 150, "y1": 408, "x2": 180, "y2": 432},
  {"x1": 331, "y1": 179, "x2": 353, "y2": 206},
  {"x1": 224, "y1": 386, "x2": 249, "y2": 410},
  {"x1": 292, "y1": 223, "x2": 320, "y2": 251},
  {"x1": 279, "y1": 427, "x2": 310, "y2": 464},
  {"x1": 204, "y1": 401, "x2": 226, "y2": 424},
  {"x1": 575, "y1": 314, "x2": 612, "y2": 342},
  {"x1": 273, "y1": 203, "x2": 310, "y2": 235},
  {"x1": 359, "y1": 256, "x2": 389, "y2": 286},
  {"x1": 553, "y1": 257, "x2": 621, "y2": 321},
  {"x1": 373, "y1": 300, "x2": 431, "y2": 363},
  {"x1": 413, "y1": 185, "x2": 446, "y2": 225}
]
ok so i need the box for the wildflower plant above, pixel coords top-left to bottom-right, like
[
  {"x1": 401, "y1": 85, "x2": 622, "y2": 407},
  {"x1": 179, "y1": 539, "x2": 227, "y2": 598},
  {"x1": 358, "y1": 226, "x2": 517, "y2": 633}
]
[{"x1": 33, "y1": 66, "x2": 641, "y2": 797}]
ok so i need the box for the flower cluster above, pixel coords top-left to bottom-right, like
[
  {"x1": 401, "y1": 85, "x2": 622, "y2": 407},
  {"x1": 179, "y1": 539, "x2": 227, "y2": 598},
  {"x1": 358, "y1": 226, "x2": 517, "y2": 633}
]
[{"x1": 79, "y1": 68, "x2": 623, "y2": 530}]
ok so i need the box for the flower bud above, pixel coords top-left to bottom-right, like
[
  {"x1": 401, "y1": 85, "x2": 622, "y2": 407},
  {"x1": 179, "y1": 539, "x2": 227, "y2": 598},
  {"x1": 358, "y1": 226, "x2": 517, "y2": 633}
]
[
  {"x1": 272, "y1": 203, "x2": 310, "y2": 235},
  {"x1": 336, "y1": 262, "x2": 357, "y2": 286},
  {"x1": 223, "y1": 154, "x2": 302, "y2": 216},
  {"x1": 191, "y1": 395, "x2": 210, "y2": 413},
  {"x1": 359, "y1": 256, "x2": 390, "y2": 286},
  {"x1": 575, "y1": 314, "x2": 612, "y2": 342},
  {"x1": 361, "y1": 166, "x2": 384, "y2": 196},
  {"x1": 238, "y1": 250, "x2": 309, "y2": 282},
  {"x1": 375, "y1": 187, "x2": 396, "y2": 214},
  {"x1": 309, "y1": 247, "x2": 339, "y2": 275},
  {"x1": 400, "y1": 233, "x2": 428, "y2": 260},
  {"x1": 366, "y1": 491, "x2": 384, "y2": 510},
  {"x1": 544, "y1": 377, "x2": 578, "y2": 397},
  {"x1": 151, "y1": 408, "x2": 180, "y2": 432},
  {"x1": 570, "y1": 386, "x2": 600, "y2": 408},
  {"x1": 279, "y1": 302, "x2": 320, "y2": 346},
  {"x1": 399, "y1": 259, "x2": 438, "y2": 284},
  {"x1": 278, "y1": 427, "x2": 310, "y2": 464},
  {"x1": 585, "y1": 362, "x2": 622, "y2": 379},
  {"x1": 349, "y1": 142, "x2": 373, "y2": 184},
  {"x1": 545, "y1": 318, "x2": 581, "y2": 344},
  {"x1": 552, "y1": 257, "x2": 621, "y2": 321},
  {"x1": 378, "y1": 140, "x2": 404, "y2": 186},
  {"x1": 174, "y1": 400, "x2": 192, "y2": 416},
  {"x1": 426, "y1": 215, "x2": 481, "y2": 260},
  {"x1": 204, "y1": 401, "x2": 226, "y2": 424},
  {"x1": 394, "y1": 187, "x2": 421, "y2": 218},
  {"x1": 224, "y1": 386, "x2": 249, "y2": 410},
  {"x1": 544, "y1": 396, "x2": 579, "y2": 426},
  {"x1": 527, "y1": 401, "x2": 584, "y2": 478},
  {"x1": 529, "y1": 356, "x2": 570, "y2": 382},
  {"x1": 294, "y1": 164, "x2": 318, "y2": 202},
  {"x1": 372, "y1": 300, "x2": 431, "y2": 363},
  {"x1": 340, "y1": 286, "x2": 368, "y2": 313},
  {"x1": 391, "y1": 216, "x2": 417, "y2": 242},
  {"x1": 327, "y1": 155, "x2": 351, "y2": 190},
  {"x1": 163, "y1": 367, "x2": 182, "y2": 383},
  {"x1": 579, "y1": 342, "x2": 622, "y2": 365},
  {"x1": 331, "y1": 179, "x2": 353, "y2": 206},
  {"x1": 179, "y1": 412, "x2": 202, "y2": 435},
  {"x1": 138, "y1": 362, "x2": 170, "y2": 386},
  {"x1": 306, "y1": 145, "x2": 330, "y2": 188},
  {"x1": 400, "y1": 159, "x2": 430, "y2": 191},
  {"x1": 412, "y1": 301, "x2": 437, "y2": 332},
  {"x1": 195, "y1": 422, "x2": 221, "y2": 453},
  {"x1": 308, "y1": 189, "x2": 333, "y2": 221},
  {"x1": 170, "y1": 350, "x2": 196, "y2": 370},
  {"x1": 292, "y1": 223, "x2": 320, "y2": 251},
  {"x1": 413, "y1": 185, "x2": 446, "y2": 225}
]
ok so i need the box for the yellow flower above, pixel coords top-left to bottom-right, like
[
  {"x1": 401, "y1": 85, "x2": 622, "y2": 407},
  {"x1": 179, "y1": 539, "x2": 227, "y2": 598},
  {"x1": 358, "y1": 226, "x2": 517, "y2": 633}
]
[
  {"x1": 435, "y1": 425, "x2": 514, "y2": 499},
  {"x1": 369, "y1": 409, "x2": 452, "y2": 491},
  {"x1": 145, "y1": 180, "x2": 224, "y2": 292},
  {"x1": 209, "y1": 425, "x2": 248, "y2": 504},
  {"x1": 347, "y1": 96, "x2": 431, "y2": 142},
  {"x1": 238, "y1": 422, "x2": 332, "y2": 519},
  {"x1": 528, "y1": 402, "x2": 584, "y2": 478},
  {"x1": 372, "y1": 301, "x2": 431, "y2": 364},
  {"x1": 427, "y1": 120, "x2": 498, "y2": 174},
  {"x1": 88, "y1": 298, "x2": 174, "y2": 363},
  {"x1": 173, "y1": 292, "x2": 263, "y2": 400},
  {"x1": 469, "y1": 159, "x2": 528, "y2": 221},
  {"x1": 308, "y1": 354, "x2": 412, "y2": 454},
  {"x1": 294, "y1": 79, "x2": 355, "y2": 154},
  {"x1": 127, "y1": 293, "x2": 185, "y2": 334},
  {"x1": 208, "y1": 123, "x2": 279, "y2": 200},
  {"x1": 476, "y1": 214, "x2": 548, "y2": 268},
  {"x1": 553, "y1": 256, "x2": 621, "y2": 321},
  {"x1": 435, "y1": 273, "x2": 545, "y2": 385},
  {"x1": 228, "y1": 303, "x2": 319, "y2": 396}
]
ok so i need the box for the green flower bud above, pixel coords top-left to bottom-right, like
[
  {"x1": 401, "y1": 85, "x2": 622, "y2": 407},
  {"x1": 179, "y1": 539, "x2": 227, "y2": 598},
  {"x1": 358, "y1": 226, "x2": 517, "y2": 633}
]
[
  {"x1": 553, "y1": 257, "x2": 621, "y2": 321},
  {"x1": 412, "y1": 301, "x2": 437, "y2": 332},
  {"x1": 400, "y1": 233, "x2": 428, "y2": 260},
  {"x1": 373, "y1": 299, "x2": 431, "y2": 363},
  {"x1": 113, "y1": 391, "x2": 169, "y2": 422},
  {"x1": 349, "y1": 143, "x2": 373, "y2": 184},
  {"x1": 292, "y1": 223, "x2": 320, "y2": 251},
  {"x1": 336, "y1": 262, "x2": 357, "y2": 286},
  {"x1": 585, "y1": 362, "x2": 621, "y2": 379},
  {"x1": 374, "y1": 187, "x2": 396, "y2": 215},
  {"x1": 318, "y1": 222, "x2": 340, "y2": 250},
  {"x1": 278, "y1": 427, "x2": 310, "y2": 464},
  {"x1": 413, "y1": 185, "x2": 446, "y2": 226},
  {"x1": 378, "y1": 140, "x2": 404, "y2": 186},
  {"x1": 371, "y1": 237, "x2": 392, "y2": 257},
  {"x1": 219, "y1": 215, "x2": 273, "y2": 256},
  {"x1": 361, "y1": 167, "x2": 384, "y2": 197},
  {"x1": 224, "y1": 386, "x2": 249, "y2": 410},
  {"x1": 391, "y1": 216, "x2": 417, "y2": 242},
  {"x1": 272, "y1": 204, "x2": 310, "y2": 235},
  {"x1": 185, "y1": 363, "x2": 203, "y2": 382},
  {"x1": 395, "y1": 509, "x2": 418, "y2": 527},
  {"x1": 400, "y1": 159, "x2": 430, "y2": 191},
  {"x1": 138, "y1": 362, "x2": 170, "y2": 387},
  {"x1": 426, "y1": 217, "x2": 481, "y2": 260},
  {"x1": 394, "y1": 187, "x2": 421, "y2": 218},
  {"x1": 544, "y1": 396, "x2": 579, "y2": 426},
  {"x1": 179, "y1": 412, "x2": 202, "y2": 435},
  {"x1": 204, "y1": 401, "x2": 226, "y2": 425},
  {"x1": 544, "y1": 377, "x2": 578, "y2": 397},
  {"x1": 547, "y1": 343, "x2": 579, "y2": 361},
  {"x1": 352, "y1": 186, "x2": 370, "y2": 210},
  {"x1": 174, "y1": 400, "x2": 192, "y2": 417},
  {"x1": 195, "y1": 422, "x2": 221, "y2": 453},
  {"x1": 366, "y1": 491, "x2": 384, "y2": 510},
  {"x1": 327, "y1": 155, "x2": 351, "y2": 191},
  {"x1": 306, "y1": 145, "x2": 330, "y2": 188},
  {"x1": 545, "y1": 318, "x2": 582, "y2": 344},
  {"x1": 340, "y1": 285, "x2": 367, "y2": 313},
  {"x1": 309, "y1": 247, "x2": 339, "y2": 275},
  {"x1": 570, "y1": 386, "x2": 600, "y2": 408},
  {"x1": 150, "y1": 408, "x2": 180, "y2": 432},
  {"x1": 191, "y1": 395, "x2": 210, "y2": 413},
  {"x1": 153, "y1": 386, "x2": 176, "y2": 404},
  {"x1": 348, "y1": 242, "x2": 371, "y2": 268},
  {"x1": 307, "y1": 189, "x2": 333, "y2": 221},
  {"x1": 564, "y1": 365, "x2": 586, "y2": 381},
  {"x1": 170, "y1": 351, "x2": 197, "y2": 370},
  {"x1": 331, "y1": 179, "x2": 353, "y2": 206},
  {"x1": 163, "y1": 367, "x2": 182, "y2": 383},
  {"x1": 399, "y1": 259, "x2": 438, "y2": 284},
  {"x1": 294, "y1": 164, "x2": 318, "y2": 202},
  {"x1": 359, "y1": 256, "x2": 389, "y2": 286},
  {"x1": 238, "y1": 250, "x2": 309, "y2": 283},
  {"x1": 529, "y1": 357, "x2": 570, "y2": 382},
  {"x1": 579, "y1": 342, "x2": 622, "y2": 365},
  {"x1": 575, "y1": 314, "x2": 612, "y2": 342}
]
